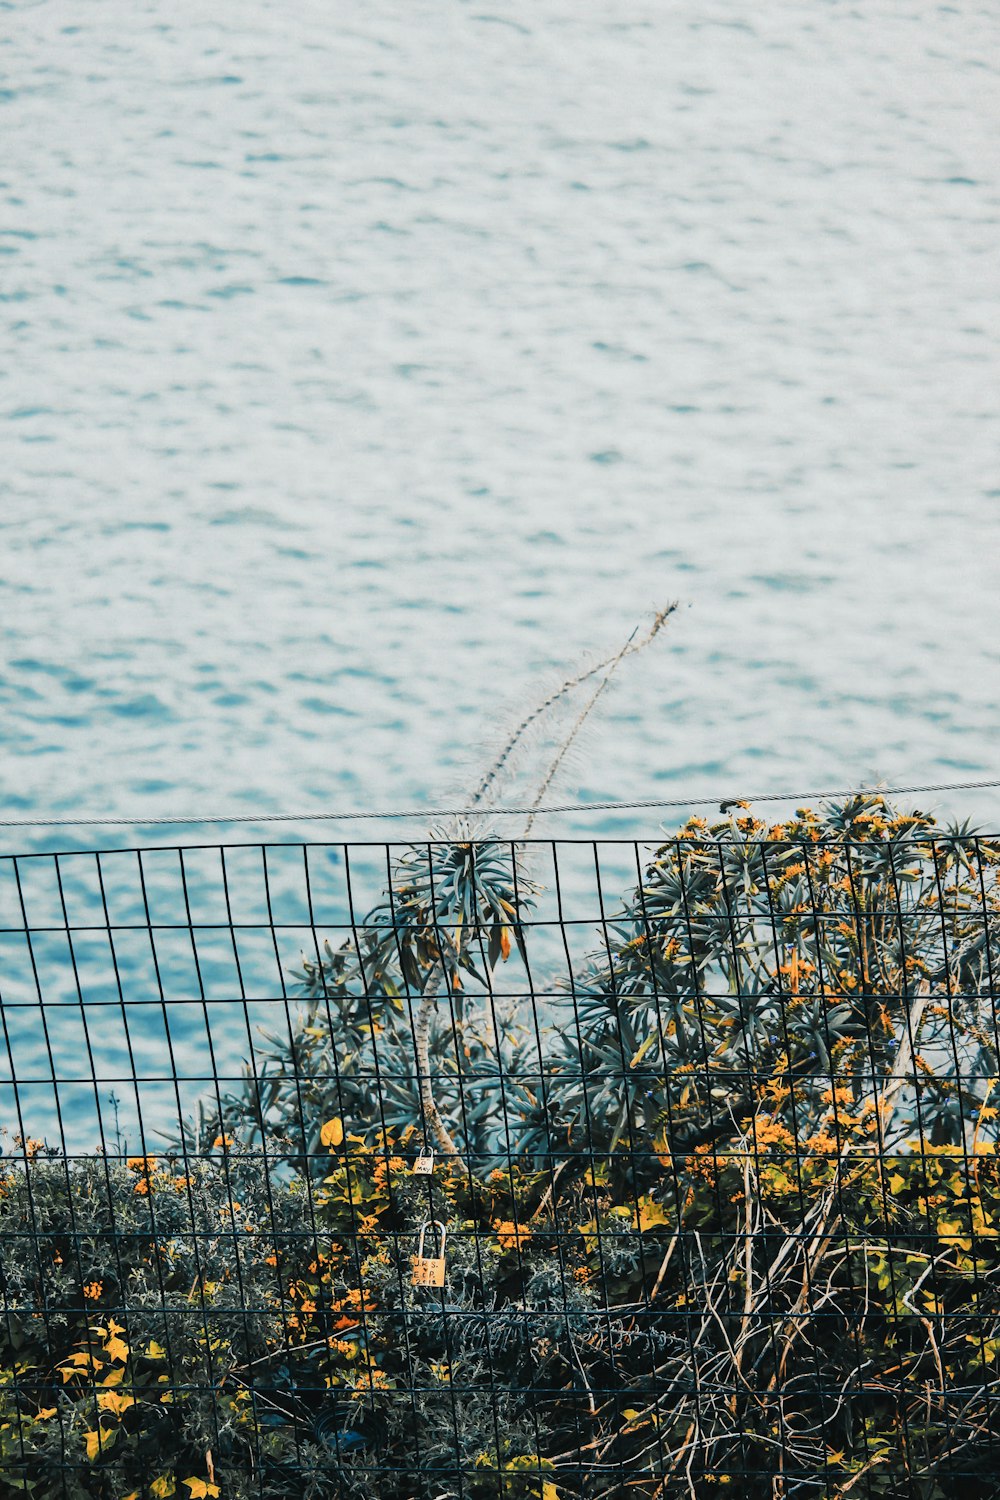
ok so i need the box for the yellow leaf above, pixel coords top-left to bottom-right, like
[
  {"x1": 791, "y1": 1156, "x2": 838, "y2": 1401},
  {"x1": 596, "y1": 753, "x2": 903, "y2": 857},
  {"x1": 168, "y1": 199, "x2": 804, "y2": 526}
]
[
  {"x1": 150, "y1": 1479, "x2": 177, "y2": 1499},
  {"x1": 182, "y1": 1480, "x2": 220, "y2": 1499},
  {"x1": 59, "y1": 1351, "x2": 103, "y2": 1382},
  {"x1": 635, "y1": 1196, "x2": 670, "y2": 1233},
  {"x1": 500, "y1": 926, "x2": 512, "y2": 962},
  {"x1": 98, "y1": 1390, "x2": 135, "y2": 1415},
  {"x1": 629, "y1": 1032, "x2": 657, "y2": 1069},
  {"x1": 937, "y1": 1218, "x2": 972, "y2": 1249},
  {"x1": 104, "y1": 1335, "x2": 130, "y2": 1363},
  {"x1": 320, "y1": 1118, "x2": 344, "y2": 1149},
  {"x1": 542, "y1": 1484, "x2": 559, "y2": 1500},
  {"x1": 106, "y1": 1319, "x2": 126, "y2": 1336},
  {"x1": 147, "y1": 1340, "x2": 167, "y2": 1360},
  {"x1": 36, "y1": 1407, "x2": 57, "y2": 1420},
  {"x1": 84, "y1": 1428, "x2": 117, "y2": 1461}
]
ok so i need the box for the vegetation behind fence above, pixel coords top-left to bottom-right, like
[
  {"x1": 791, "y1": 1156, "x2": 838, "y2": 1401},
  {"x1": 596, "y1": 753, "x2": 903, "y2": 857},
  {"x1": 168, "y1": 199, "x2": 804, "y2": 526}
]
[{"x1": 2, "y1": 797, "x2": 1000, "y2": 1498}]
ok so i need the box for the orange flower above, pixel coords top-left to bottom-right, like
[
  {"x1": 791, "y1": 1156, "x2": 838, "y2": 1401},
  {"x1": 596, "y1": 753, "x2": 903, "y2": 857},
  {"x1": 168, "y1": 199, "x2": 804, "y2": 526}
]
[
  {"x1": 805, "y1": 1132, "x2": 839, "y2": 1156},
  {"x1": 493, "y1": 1219, "x2": 531, "y2": 1252},
  {"x1": 127, "y1": 1156, "x2": 157, "y2": 1173},
  {"x1": 83, "y1": 1280, "x2": 103, "y2": 1300}
]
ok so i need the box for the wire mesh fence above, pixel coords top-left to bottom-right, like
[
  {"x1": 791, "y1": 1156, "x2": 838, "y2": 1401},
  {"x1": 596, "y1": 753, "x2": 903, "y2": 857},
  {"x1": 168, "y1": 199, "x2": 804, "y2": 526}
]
[{"x1": 2, "y1": 813, "x2": 1000, "y2": 1498}]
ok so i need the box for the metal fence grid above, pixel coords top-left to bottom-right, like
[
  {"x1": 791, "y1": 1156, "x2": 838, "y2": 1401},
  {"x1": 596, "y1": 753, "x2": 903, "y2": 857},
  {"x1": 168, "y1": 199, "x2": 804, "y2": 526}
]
[{"x1": 2, "y1": 826, "x2": 1000, "y2": 1499}]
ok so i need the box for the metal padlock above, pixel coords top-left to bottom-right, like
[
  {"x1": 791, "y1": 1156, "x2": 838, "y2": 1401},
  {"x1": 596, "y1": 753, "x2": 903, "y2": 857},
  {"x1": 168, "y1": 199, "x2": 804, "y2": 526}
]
[
  {"x1": 412, "y1": 1220, "x2": 447, "y2": 1287},
  {"x1": 412, "y1": 1148, "x2": 435, "y2": 1177}
]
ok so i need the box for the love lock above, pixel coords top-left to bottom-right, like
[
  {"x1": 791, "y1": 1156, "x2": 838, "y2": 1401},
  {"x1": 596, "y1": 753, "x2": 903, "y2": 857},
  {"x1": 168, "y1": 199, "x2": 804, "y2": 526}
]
[
  {"x1": 412, "y1": 1219, "x2": 447, "y2": 1287},
  {"x1": 412, "y1": 1148, "x2": 435, "y2": 1176}
]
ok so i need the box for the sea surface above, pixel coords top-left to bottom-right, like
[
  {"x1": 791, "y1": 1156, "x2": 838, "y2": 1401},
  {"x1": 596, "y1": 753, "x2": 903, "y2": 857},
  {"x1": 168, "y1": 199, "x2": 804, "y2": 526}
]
[{"x1": 1, "y1": 1, "x2": 999, "y2": 1141}]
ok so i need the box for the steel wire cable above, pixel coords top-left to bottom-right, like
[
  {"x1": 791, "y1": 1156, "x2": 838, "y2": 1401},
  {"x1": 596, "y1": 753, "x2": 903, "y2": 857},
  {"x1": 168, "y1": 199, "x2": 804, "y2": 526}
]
[{"x1": 0, "y1": 775, "x2": 998, "y2": 827}]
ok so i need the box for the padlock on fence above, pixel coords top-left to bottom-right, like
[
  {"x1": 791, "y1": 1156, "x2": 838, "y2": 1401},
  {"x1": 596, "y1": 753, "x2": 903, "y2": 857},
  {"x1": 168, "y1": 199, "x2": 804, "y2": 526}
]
[
  {"x1": 412, "y1": 1147, "x2": 435, "y2": 1176},
  {"x1": 412, "y1": 1219, "x2": 447, "y2": 1287}
]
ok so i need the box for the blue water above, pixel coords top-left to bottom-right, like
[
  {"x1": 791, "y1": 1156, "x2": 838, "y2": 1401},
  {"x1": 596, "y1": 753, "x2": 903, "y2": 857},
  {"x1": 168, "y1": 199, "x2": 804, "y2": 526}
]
[
  {"x1": 3, "y1": 1, "x2": 1000, "y2": 1144},
  {"x1": 1, "y1": 3, "x2": 999, "y2": 843}
]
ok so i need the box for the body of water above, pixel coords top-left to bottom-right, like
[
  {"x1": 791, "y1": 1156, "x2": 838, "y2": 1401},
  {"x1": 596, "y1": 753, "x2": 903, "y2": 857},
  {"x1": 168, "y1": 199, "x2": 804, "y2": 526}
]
[
  {"x1": 2, "y1": 1, "x2": 999, "y2": 1138},
  {"x1": 2, "y1": 0, "x2": 999, "y2": 848}
]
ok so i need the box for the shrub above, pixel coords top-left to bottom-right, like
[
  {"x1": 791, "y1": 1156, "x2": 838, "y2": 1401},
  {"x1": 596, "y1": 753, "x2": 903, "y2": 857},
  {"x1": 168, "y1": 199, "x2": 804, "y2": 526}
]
[{"x1": 2, "y1": 797, "x2": 1000, "y2": 1497}]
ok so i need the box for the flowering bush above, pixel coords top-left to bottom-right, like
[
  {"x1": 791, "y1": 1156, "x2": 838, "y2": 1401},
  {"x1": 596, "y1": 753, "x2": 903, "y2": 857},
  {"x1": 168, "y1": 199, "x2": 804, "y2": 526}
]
[{"x1": 3, "y1": 797, "x2": 1000, "y2": 1497}]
